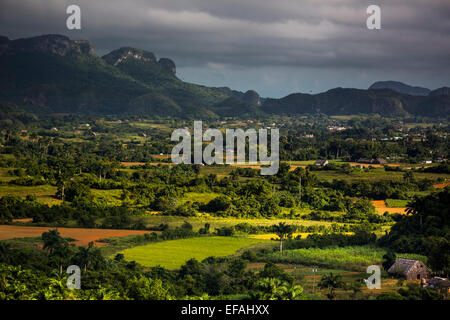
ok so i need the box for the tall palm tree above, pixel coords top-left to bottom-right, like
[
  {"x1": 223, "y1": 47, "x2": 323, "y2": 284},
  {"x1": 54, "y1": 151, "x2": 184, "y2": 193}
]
[
  {"x1": 0, "y1": 242, "x2": 12, "y2": 264},
  {"x1": 278, "y1": 282, "x2": 304, "y2": 300},
  {"x1": 406, "y1": 196, "x2": 426, "y2": 228},
  {"x1": 318, "y1": 273, "x2": 344, "y2": 300},
  {"x1": 42, "y1": 229, "x2": 66, "y2": 254},
  {"x1": 273, "y1": 222, "x2": 294, "y2": 252},
  {"x1": 255, "y1": 278, "x2": 284, "y2": 300},
  {"x1": 75, "y1": 242, "x2": 95, "y2": 271},
  {"x1": 52, "y1": 243, "x2": 72, "y2": 274}
]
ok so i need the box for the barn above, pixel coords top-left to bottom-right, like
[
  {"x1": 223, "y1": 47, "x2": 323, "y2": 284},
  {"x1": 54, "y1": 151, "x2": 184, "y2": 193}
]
[{"x1": 387, "y1": 258, "x2": 431, "y2": 280}]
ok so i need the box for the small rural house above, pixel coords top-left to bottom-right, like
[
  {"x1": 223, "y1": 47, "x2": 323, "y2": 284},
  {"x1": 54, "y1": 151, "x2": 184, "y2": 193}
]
[
  {"x1": 314, "y1": 159, "x2": 329, "y2": 166},
  {"x1": 387, "y1": 258, "x2": 431, "y2": 280},
  {"x1": 375, "y1": 158, "x2": 387, "y2": 164}
]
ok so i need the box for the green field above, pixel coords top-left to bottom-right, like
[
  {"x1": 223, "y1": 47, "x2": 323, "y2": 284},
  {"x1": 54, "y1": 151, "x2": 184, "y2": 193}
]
[
  {"x1": 312, "y1": 167, "x2": 450, "y2": 182},
  {"x1": 142, "y1": 215, "x2": 335, "y2": 231},
  {"x1": 181, "y1": 192, "x2": 220, "y2": 204},
  {"x1": 118, "y1": 236, "x2": 269, "y2": 269},
  {"x1": 265, "y1": 246, "x2": 427, "y2": 271},
  {"x1": 0, "y1": 168, "x2": 15, "y2": 182},
  {"x1": 0, "y1": 184, "x2": 60, "y2": 205},
  {"x1": 385, "y1": 199, "x2": 409, "y2": 208},
  {"x1": 91, "y1": 189, "x2": 123, "y2": 206}
]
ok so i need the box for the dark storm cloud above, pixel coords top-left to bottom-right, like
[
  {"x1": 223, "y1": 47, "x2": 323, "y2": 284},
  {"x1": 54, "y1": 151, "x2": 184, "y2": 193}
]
[{"x1": 0, "y1": 0, "x2": 449, "y2": 97}]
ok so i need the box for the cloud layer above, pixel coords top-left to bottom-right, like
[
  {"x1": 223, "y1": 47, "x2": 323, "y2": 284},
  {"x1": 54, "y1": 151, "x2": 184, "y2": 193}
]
[{"x1": 0, "y1": 0, "x2": 449, "y2": 97}]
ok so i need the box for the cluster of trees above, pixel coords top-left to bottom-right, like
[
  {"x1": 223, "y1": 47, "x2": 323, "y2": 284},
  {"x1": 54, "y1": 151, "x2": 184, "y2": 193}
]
[
  {"x1": 280, "y1": 123, "x2": 449, "y2": 163},
  {"x1": 324, "y1": 177, "x2": 434, "y2": 200},
  {"x1": 1, "y1": 114, "x2": 445, "y2": 228},
  {"x1": 0, "y1": 164, "x2": 400, "y2": 228},
  {"x1": 0, "y1": 229, "x2": 305, "y2": 300},
  {"x1": 421, "y1": 162, "x2": 450, "y2": 174},
  {"x1": 376, "y1": 282, "x2": 444, "y2": 300},
  {"x1": 284, "y1": 228, "x2": 377, "y2": 250},
  {"x1": 378, "y1": 188, "x2": 450, "y2": 277}
]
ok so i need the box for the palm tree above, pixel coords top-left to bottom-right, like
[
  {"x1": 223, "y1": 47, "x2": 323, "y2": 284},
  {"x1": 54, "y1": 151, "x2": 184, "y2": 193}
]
[
  {"x1": 74, "y1": 242, "x2": 95, "y2": 271},
  {"x1": 51, "y1": 243, "x2": 72, "y2": 274},
  {"x1": 0, "y1": 242, "x2": 12, "y2": 264},
  {"x1": 255, "y1": 278, "x2": 284, "y2": 300},
  {"x1": 345, "y1": 280, "x2": 363, "y2": 299},
  {"x1": 278, "y1": 282, "x2": 304, "y2": 300},
  {"x1": 318, "y1": 273, "x2": 344, "y2": 300},
  {"x1": 406, "y1": 196, "x2": 426, "y2": 228},
  {"x1": 272, "y1": 222, "x2": 294, "y2": 252},
  {"x1": 42, "y1": 229, "x2": 67, "y2": 254}
]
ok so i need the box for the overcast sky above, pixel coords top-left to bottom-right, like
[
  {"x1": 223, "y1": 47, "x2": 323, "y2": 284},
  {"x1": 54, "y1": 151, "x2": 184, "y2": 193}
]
[{"x1": 0, "y1": 0, "x2": 449, "y2": 97}]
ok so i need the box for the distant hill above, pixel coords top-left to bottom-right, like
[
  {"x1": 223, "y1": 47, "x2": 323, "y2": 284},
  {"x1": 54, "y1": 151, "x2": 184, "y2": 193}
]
[
  {"x1": 369, "y1": 81, "x2": 431, "y2": 96},
  {"x1": 262, "y1": 87, "x2": 450, "y2": 117},
  {"x1": 0, "y1": 34, "x2": 233, "y2": 117},
  {"x1": 0, "y1": 34, "x2": 448, "y2": 118},
  {"x1": 101, "y1": 47, "x2": 230, "y2": 116},
  {"x1": 429, "y1": 87, "x2": 450, "y2": 96}
]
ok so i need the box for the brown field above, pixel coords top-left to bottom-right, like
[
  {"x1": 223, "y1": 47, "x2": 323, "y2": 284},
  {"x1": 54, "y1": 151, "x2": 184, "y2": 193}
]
[
  {"x1": 120, "y1": 162, "x2": 146, "y2": 167},
  {"x1": 372, "y1": 200, "x2": 407, "y2": 215},
  {"x1": 152, "y1": 154, "x2": 170, "y2": 159},
  {"x1": 0, "y1": 225, "x2": 156, "y2": 246},
  {"x1": 434, "y1": 181, "x2": 450, "y2": 189},
  {"x1": 12, "y1": 218, "x2": 33, "y2": 223}
]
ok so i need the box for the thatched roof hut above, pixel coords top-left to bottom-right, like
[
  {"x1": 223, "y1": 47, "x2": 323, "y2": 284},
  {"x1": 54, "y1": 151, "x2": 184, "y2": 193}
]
[{"x1": 387, "y1": 258, "x2": 431, "y2": 280}]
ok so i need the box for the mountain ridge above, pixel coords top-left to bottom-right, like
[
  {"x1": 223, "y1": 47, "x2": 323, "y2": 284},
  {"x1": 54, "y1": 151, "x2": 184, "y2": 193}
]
[
  {"x1": 369, "y1": 81, "x2": 431, "y2": 96},
  {"x1": 0, "y1": 34, "x2": 448, "y2": 118}
]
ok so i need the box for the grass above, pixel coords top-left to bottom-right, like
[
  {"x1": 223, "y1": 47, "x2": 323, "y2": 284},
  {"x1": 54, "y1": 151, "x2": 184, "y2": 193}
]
[
  {"x1": 0, "y1": 184, "x2": 61, "y2": 205},
  {"x1": 91, "y1": 189, "x2": 123, "y2": 207},
  {"x1": 118, "y1": 236, "x2": 269, "y2": 269},
  {"x1": 0, "y1": 168, "x2": 15, "y2": 182},
  {"x1": 265, "y1": 246, "x2": 427, "y2": 271},
  {"x1": 250, "y1": 233, "x2": 312, "y2": 240},
  {"x1": 181, "y1": 192, "x2": 220, "y2": 204},
  {"x1": 385, "y1": 199, "x2": 409, "y2": 208},
  {"x1": 246, "y1": 262, "x2": 411, "y2": 299},
  {"x1": 199, "y1": 165, "x2": 235, "y2": 177},
  {"x1": 311, "y1": 167, "x2": 450, "y2": 183},
  {"x1": 98, "y1": 234, "x2": 159, "y2": 257},
  {"x1": 249, "y1": 232, "x2": 354, "y2": 240},
  {"x1": 142, "y1": 215, "x2": 336, "y2": 231}
]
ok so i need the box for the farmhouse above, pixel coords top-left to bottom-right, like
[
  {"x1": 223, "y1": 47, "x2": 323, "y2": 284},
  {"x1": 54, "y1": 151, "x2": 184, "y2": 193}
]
[
  {"x1": 375, "y1": 158, "x2": 387, "y2": 164},
  {"x1": 387, "y1": 258, "x2": 431, "y2": 280},
  {"x1": 314, "y1": 159, "x2": 329, "y2": 166}
]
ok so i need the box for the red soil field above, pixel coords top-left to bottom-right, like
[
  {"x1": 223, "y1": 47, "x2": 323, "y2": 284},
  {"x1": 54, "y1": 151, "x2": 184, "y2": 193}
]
[
  {"x1": 372, "y1": 200, "x2": 407, "y2": 215},
  {"x1": 433, "y1": 182, "x2": 450, "y2": 189},
  {"x1": 120, "y1": 162, "x2": 146, "y2": 166},
  {"x1": 0, "y1": 225, "x2": 156, "y2": 246}
]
